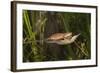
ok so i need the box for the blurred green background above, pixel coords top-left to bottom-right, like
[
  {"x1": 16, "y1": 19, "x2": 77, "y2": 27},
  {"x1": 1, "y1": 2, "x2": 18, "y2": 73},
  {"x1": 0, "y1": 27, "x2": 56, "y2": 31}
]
[{"x1": 23, "y1": 10, "x2": 91, "y2": 62}]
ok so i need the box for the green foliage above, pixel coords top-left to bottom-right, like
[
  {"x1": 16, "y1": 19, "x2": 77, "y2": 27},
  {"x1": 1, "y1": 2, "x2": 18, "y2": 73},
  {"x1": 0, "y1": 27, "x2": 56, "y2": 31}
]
[{"x1": 23, "y1": 10, "x2": 91, "y2": 62}]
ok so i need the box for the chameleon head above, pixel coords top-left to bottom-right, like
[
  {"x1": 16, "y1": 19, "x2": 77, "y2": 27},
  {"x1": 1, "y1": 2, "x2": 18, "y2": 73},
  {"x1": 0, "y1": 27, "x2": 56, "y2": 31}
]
[{"x1": 64, "y1": 32, "x2": 72, "y2": 38}]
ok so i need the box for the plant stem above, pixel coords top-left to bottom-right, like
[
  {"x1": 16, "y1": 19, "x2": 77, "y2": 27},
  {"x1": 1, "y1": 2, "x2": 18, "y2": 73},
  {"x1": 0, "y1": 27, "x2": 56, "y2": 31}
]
[{"x1": 74, "y1": 41, "x2": 88, "y2": 57}]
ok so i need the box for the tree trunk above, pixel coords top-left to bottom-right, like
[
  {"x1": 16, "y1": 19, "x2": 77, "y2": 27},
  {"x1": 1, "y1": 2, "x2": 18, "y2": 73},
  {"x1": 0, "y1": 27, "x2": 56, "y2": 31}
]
[{"x1": 43, "y1": 12, "x2": 65, "y2": 61}]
